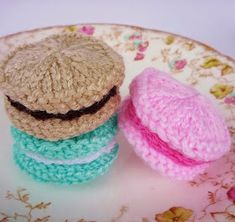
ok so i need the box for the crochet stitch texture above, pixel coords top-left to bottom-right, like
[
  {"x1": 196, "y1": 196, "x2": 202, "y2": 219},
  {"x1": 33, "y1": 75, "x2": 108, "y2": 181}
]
[
  {"x1": 11, "y1": 114, "x2": 118, "y2": 160},
  {"x1": 14, "y1": 143, "x2": 119, "y2": 184},
  {"x1": 119, "y1": 68, "x2": 231, "y2": 180},
  {"x1": 0, "y1": 34, "x2": 124, "y2": 141},
  {"x1": 0, "y1": 34, "x2": 124, "y2": 113},
  {"x1": 12, "y1": 114, "x2": 119, "y2": 184},
  {"x1": 5, "y1": 95, "x2": 120, "y2": 140},
  {"x1": 0, "y1": 33, "x2": 124, "y2": 184}
]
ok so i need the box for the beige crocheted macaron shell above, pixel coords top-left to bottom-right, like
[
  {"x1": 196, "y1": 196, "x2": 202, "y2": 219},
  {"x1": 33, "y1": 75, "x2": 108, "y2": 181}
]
[
  {"x1": 0, "y1": 34, "x2": 124, "y2": 114},
  {"x1": 5, "y1": 94, "x2": 120, "y2": 141}
]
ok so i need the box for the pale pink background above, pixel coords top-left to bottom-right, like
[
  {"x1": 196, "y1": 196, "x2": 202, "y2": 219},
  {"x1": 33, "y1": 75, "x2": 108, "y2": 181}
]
[{"x1": 0, "y1": 0, "x2": 234, "y2": 57}]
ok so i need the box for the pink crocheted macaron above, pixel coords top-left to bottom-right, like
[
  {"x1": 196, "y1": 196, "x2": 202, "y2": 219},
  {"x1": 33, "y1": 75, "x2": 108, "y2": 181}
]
[{"x1": 119, "y1": 68, "x2": 231, "y2": 180}]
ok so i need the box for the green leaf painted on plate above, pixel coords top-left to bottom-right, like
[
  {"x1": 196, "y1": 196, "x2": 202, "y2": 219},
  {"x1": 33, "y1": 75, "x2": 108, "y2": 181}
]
[
  {"x1": 155, "y1": 207, "x2": 193, "y2": 222},
  {"x1": 201, "y1": 57, "x2": 221, "y2": 69},
  {"x1": 221, "y1": 64, "x2": 233, "y2": 75},
  {"x1": 210, "y1": 84, "x2": 234, "y2": 99},
  {"x1": 210, "y1": 212, "x2": 235, "y2": 222}
]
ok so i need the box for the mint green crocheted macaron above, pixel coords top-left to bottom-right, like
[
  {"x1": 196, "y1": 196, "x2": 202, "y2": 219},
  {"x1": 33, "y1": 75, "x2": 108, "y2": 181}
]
[
  {"x1": 11, "y1": 114, "x2": 118, "y2": 160},
  {"x1": 13, "y1": 143, "x2": 119, "y2": 184}
]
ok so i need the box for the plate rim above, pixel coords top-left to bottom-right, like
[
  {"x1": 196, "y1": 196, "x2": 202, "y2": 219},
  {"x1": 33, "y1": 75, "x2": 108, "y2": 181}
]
[{"x1": 0, "y1": 22, "x2": 234, "y2": 64}]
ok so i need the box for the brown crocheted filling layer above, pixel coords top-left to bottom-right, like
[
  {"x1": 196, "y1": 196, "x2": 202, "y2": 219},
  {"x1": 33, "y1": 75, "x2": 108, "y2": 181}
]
[{"x1": 7, "y1": 86, "x2": 117, "y2": 121}]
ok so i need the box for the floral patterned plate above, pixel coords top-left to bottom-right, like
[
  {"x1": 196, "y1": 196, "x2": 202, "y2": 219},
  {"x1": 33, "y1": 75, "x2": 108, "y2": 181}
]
[{"x1": 0, "y1": 24, "x2": 235, "y2": 222}]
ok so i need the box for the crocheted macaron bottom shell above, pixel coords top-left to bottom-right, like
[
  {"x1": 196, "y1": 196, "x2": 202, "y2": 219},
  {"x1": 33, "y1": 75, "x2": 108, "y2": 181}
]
[
  {"x1": 13, "y1": 143, "x2": 119, "y2": 184},
  {"x1": 11, "y1": 114, "x2": 118, "y2": 160},
  {"x1": 5, "y1": 94, "x2": 120, "y2": 141},
  {"x1": 119, "y1": 99, "x2": 209, "y2": 180}
]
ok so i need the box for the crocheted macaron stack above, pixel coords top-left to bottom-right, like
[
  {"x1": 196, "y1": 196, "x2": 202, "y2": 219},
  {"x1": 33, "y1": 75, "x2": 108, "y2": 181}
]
[
  {"x1": 119, "y1": 68, "x2": 231, "y2": 180},
  {"x1": 0, "y1": 34, "x2": 124, "y2": 184}
]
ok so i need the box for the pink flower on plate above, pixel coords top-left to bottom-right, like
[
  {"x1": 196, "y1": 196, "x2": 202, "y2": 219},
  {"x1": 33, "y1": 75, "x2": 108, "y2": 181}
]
[
  {"x1": 79, "y1": 25, "x2": 95, "y2": 35},
  {"x1": 129, "y1": 32, "x2": 142, "y2": 40},
  {"x1": 134, "y1": 52, "x2": 144, "y2": 61},
  {"x1": 227, "y1": 186, "x2": 235, "y2": 203},
  {"x1": 174, "y1": 59, "x2": 187, "y2": 70},
  {"x1": 138, "y1": 41, "x2": 149, "y2": 52},
  {"x1": 224, "y1": 93, "x2": 235, "y2": 105}
]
